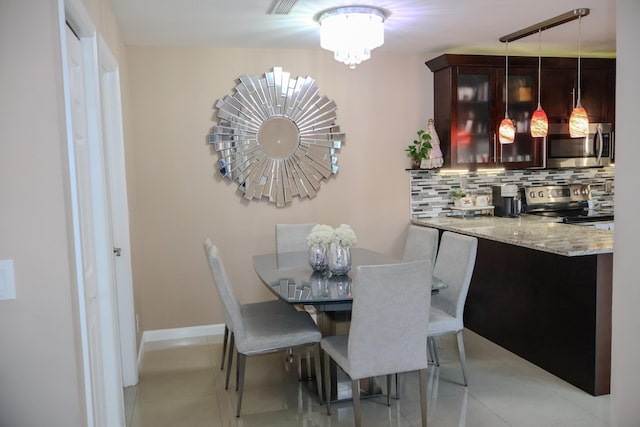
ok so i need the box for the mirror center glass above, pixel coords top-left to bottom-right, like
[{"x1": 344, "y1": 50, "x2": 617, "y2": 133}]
[{"x1": 258, "y1": 116, "x2": 300, "y2": 159}]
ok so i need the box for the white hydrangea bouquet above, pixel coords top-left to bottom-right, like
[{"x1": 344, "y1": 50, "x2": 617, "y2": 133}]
[
  {"x1": 306, "y1": 224, "x2": 357, "y2": 274},
  {"x1": 333, "y1": 224, "x2": 357, "y2": 248},
  {"x1": 306, "y1": 224, "x2": 335, "y2": 248}
]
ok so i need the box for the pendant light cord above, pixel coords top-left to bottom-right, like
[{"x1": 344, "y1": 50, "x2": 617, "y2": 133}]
[
  {"x1": 504, "y1": 41, "x2": 509, "y2": 119},
  {"x1": 537, "y1": 30, "x2": 542, "y2": 108},
  {"x1": 577, "y1": 16, "x2": 582, "y2": 104}
]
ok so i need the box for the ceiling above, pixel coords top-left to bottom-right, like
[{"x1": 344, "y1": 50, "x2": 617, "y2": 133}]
[{"x1": 108, "y1": 0, "x2": 616, "y2": 57}]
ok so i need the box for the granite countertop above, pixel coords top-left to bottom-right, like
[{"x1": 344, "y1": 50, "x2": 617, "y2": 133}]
[{"x1": 411, "y1": 214, "x2": 613, "y2": 257}]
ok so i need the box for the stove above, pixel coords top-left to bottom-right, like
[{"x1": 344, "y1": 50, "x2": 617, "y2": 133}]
[{"x1": 521, "y1": 184, "x2": 614, "y2": 225}]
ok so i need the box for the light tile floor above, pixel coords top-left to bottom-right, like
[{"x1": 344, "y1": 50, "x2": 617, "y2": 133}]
[{"x1": 124, "y1": 330, "x2": 610, "y2": 427}]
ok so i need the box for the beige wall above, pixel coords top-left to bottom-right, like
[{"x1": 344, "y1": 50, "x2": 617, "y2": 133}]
[
  {"x1": 0, "y1": 1, "x2": 83, "y2": 424},
  {"x1": 0, "y1": 0, "x2": 127, "y2": 425},
  {"x1": 125, "y1": 47, "x2": 431, "y2": 331}
]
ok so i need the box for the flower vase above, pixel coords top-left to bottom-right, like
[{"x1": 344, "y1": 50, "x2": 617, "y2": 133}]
[
  {"x1": 328, "y1": 242, "x2": 351, "y2": 275},
  {"x1": 308, "y1": 244, "x2": 328, "y2": 272}
]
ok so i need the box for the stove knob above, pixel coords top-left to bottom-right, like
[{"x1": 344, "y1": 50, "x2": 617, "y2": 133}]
[
  {"x1": 573, "y1": 188, "x2": 579, "y2": 195},
  {"x1": 529, "y1": 191, "x2": 536, "y2": 198},
  {"x1": 581, "y1": 188, "x2": 588, "y2": 195},
  {"x1": 538, "y1": 191, "x2": 545, "y2": 198}
]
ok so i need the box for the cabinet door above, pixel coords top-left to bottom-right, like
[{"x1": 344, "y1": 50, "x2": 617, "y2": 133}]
[
  {"x1": 540, "y1": 66, "x2": 575, "y2": 123},
  {"x1": 497, "y1": 67, "x2": 543, "y2": 167},
  {"x1": 453, "y1": 68, "x2": 496, "y2": 165},
  {"x1": 581, "y1": 65, "x2": 615, "y2": 123},
  {"x1": 540, "y1": 59, "x2": 615, "y2": 124}
]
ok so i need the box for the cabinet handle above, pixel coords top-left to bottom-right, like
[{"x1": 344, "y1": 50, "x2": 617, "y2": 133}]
[{"x1": 493, "y1": 133, "x2": 497, "y2": 163}]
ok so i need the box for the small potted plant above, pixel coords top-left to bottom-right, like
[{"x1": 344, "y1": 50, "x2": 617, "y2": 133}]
[
  {"x1": 405, "y1": 130, "x2": 432, "y2": 169},
  {"x1": 451, "y1": 187, "x2": 473, "y2": 207}
]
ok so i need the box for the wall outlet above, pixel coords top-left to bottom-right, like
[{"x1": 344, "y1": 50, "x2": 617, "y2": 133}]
[
  {"x1": 0, "y1": 259, "x2": 16, "y2": 300},
  {"x1": 136, "y1": 314, "x2": 140, "y2": 334},
  {"x1": 460, "y1": 175, "x2": 468, "y2": 188},
  {"x1": 605, "y1": 180, "x2": 614, "y2": 194}
]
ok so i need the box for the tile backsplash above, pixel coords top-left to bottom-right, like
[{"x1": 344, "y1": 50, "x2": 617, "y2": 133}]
[{"x1": 410, "y1": 166, "x2": 615, "y2": 218}]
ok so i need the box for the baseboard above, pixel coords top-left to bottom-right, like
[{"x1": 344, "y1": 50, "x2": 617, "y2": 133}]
[{"x1": 137, "y1": 323, "x2": 226, "y2": 367}]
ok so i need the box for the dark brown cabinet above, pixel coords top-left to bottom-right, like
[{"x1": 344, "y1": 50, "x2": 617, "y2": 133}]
[
  {"x1": 426, "y1": 54, "x2": 615, "y2": 169},
  {"x1": 540, "y1": 58, "x2": 615, "y2": 125}
]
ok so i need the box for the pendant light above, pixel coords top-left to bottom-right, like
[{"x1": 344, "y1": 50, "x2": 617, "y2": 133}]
[
  {"x1": 530, "y1": 29, "x2": 548, "y2": 137},
  {"x1": 498, "y1": 41, "x2": 515, "y2": 144},
  {"x1": 569, "y1": 15, "x2": 589, "y2": 137}
]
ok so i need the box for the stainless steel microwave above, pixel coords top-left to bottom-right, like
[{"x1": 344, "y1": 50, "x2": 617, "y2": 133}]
[{"x1": 546, "y1": 123, "x2": 614, "y2": 168}]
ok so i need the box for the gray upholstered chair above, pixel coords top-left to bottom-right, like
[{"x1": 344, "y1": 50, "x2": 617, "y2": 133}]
[
  {"x1": 219, "y1": 300, "x2": 294, "y2": 371},
  {"x1": 427, "y1": 231, "x2": 478, "y2": 386},
  {"x1": 321, "y1": 260, "x2": 432, "y2": 427},
  {"x1": 275, "y1": 223, "x2": 318, "y2": 254},
  {"x1": 401, "y1": 225, "x2": 440, "y2": 387},
  {"x1": 206, "y1": 238, "x2": 296, "y2": 373},
  {"x1": 402, "y1": 225, "x2": 439, "y2": 266},
  {"x1": 204, "y1": 239, "x2": 323, "y2": 416}
]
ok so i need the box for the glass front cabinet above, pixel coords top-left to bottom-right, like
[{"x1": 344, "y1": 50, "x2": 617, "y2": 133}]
[{"x1": 427, "y1": 54, "x2": 543, "y2": 169}]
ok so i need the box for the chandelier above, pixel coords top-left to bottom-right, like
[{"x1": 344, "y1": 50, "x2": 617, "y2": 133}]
[{"x1": 317, "y1": 6, "x2": 387, "y2": 69}]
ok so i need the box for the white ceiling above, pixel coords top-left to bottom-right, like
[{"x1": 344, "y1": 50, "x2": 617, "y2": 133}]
[{"x1": 108, "y1": 0, "x2": 616, "y2": 57}]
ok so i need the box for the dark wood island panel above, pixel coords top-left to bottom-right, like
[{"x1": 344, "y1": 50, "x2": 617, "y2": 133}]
[{"x1": 464, "y1": 237, "x2": 612, "y2": 396}]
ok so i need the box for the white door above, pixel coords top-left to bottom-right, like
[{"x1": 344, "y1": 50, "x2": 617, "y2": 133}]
[
  {"x1": 97, "y1": 36, "x2": 138, "y2": 388},
  {"x1": 65, "y1": 24, "x2": 125, "y2": 427}
]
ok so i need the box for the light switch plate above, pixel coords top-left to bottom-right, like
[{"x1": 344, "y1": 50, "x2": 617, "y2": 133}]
[{"x1": 0, "y1": 259, "x2": 16, "y2": 300}]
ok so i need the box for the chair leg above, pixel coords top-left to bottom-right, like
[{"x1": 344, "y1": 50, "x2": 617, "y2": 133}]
[
  {"x1": 306, "y1": 349, "x2": 312, "y2": 381},
  {"x1": 221, "y1": 325, "x2": 229, "y2": 370},
  {"x1": 236, "y1": 353, "x2": 246, "y2": 417},
  {"x1": 419, "y1": 368, "x2": 428, "y2": 427},
  {"x1": 428, "y1": 336, "x2": 440, "y2": 366},
  {"x1": 352, "y1": 379, "x2": 361, "y2": 427},
  {"x1": 324, "y1": 352, "x2": 332, "y2": 415},
  {"x1": 456, "y1": 330, "x2": 469, "y2": 386},
  {"x1": 296, "y1": 350, "x2": 302, "y2": 380},
  {"x1": 313, "y1": 345, "x2": 323, "y2": 404},
  {"x1": 395, "y1": 373, "x2": 400, "y2": 399},
  {"x1": 235, "y1": 352, "x2": 240, "y2": 391},
  {"x1": 225, "y1": 333, "x2": 234, "y2": 390},
  {"x1": 386, "y1": 374, "x2": 392, "y2": 406}
]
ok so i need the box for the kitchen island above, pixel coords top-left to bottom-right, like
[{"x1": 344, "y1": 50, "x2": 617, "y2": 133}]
[{"x1": 412, "y1": 215, "x2": 613, "y2": 396}]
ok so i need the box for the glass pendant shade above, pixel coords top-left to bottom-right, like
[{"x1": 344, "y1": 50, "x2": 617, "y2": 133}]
[
  {"x1": 569, "y1": 103, "x2": 589, "y2": 137},
  {"x1": 499, "y1": 41, "x2": 515, "y2": 144},
  {"x1": 530, "y1": 105, "x2": 549, "y2": 137},
  {"x1": 499, "y1": 117, "x2": 516, "y2": 144},
  {"x1": 530, "y1": 30, "x2": 548, "y2": 138},
  {"x1": 319, "y1": 7, "x2": 386, "y2": 69}
]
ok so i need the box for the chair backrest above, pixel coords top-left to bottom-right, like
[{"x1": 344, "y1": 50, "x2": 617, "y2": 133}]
[
  {"x1": 275, "y1": 223, "x2": 318, "y2": 253},
  {"x1": 275, "y1": 223, "x2": 317, "y2": 269},
  {"x1": 203, "y1": 239, "x2": 245, "y2": 339},
  {"x1": 402, "y1": 225, "x2": 439, "y2": 270},
  {"x1": 432, "y1": 231, "x2": 478, "y2": 321},
  {"x1": 347, "y1": 260, "x2": 431, "y2": 380}
]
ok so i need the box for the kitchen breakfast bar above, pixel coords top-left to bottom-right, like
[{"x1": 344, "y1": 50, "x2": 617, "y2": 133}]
[{"x1": 412, "y1": 215, "x2": 613, "y2": 396}]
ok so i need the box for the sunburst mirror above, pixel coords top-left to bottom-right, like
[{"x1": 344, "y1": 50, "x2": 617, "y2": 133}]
[{"x1": 209, "y1": 67, "x2": 345, "y2": 207}]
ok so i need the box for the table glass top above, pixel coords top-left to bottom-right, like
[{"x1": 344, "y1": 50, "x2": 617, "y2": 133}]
[{"x1": 252, "y1": 248, "x2": 398, "y2": 305}]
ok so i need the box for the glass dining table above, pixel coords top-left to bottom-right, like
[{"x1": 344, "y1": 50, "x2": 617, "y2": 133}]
[
  {"x1": 253, "y1": 247, "x2": 444, "y2": 402},
  {"x1": 253, "y1": 247, "x2": 399, "y2": 312}
]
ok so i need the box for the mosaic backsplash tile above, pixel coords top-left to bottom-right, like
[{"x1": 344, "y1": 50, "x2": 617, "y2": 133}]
[{"x1": 410, "y1": 166, "x2": 615, "y2": 218}]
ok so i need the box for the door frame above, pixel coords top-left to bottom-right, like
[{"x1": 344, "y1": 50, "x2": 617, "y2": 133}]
[{"x1": 59, "y1": 0, "x2": 136, "y2": 424}]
